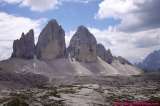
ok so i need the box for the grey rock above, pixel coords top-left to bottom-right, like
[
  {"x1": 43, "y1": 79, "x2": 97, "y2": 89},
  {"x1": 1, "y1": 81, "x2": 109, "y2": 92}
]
[
  {"x1": 11, "y1": 29, "x2": 35, "y2": 59},
  {"x1": 96, "y1": 44, "x2": 131, "y2": 65},
  {"x1": 0, "y1": 71, "x2": 49, "y2": 88},
  {"x1": 36, "y1": 19, "x2": 66, "y2": 60},
  {"x1": 96, "y1": 43, "x2": 114, "y2": 64},
  {"x1": 116, "y1": 56, "x2": 132, "y2": 65},
  {"x1": 68, "y1": 26, "x2": 97, "y2": 62}
]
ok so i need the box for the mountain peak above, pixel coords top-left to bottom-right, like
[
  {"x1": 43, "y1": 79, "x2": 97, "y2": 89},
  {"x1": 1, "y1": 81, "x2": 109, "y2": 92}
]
[
  {"x1": 138, "y1": 49, "x2": 160, "y2": 71},
  {"x1": 36, "y1": 19, "x2": 66, "y2": 60},
  {"x1": 68, "y1": 25, "x2": 97, "y2": 62},
  {"x1": 48, "y1": 19, "x2": 59, "y2": 26},
  {"x1": 11, "y1": 29, "x2": 35, "y2": 59},
  {"x1": 77, "y1": 25, "x2": 88, "y2": 31}
]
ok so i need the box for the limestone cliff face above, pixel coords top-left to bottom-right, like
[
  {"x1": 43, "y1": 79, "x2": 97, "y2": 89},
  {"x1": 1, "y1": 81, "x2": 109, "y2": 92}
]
[
  {"x1": 36, "y1": 19, "x2": 66, "y2": 60},
  {"x1": 68, "y1": 26, "x2": 97, "y2": 62},
  {"x1": 11, "y1": 29, "x2": 35, "y2": 59}
]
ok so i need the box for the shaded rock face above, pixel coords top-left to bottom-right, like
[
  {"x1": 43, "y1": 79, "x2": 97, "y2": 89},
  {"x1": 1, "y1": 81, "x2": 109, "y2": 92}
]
[
  {"x1": 11, "y1": 29, "x2": 35, "y2": 59},
  {"x1": 36, "y1": 19, "x2": 66, "y2": 60},
  {"x1": 96, "y1": 44, "x2": 114, "y2": 64},
  {"x1": 68, "y1": 26, "x2": 97, "y2": 62}
]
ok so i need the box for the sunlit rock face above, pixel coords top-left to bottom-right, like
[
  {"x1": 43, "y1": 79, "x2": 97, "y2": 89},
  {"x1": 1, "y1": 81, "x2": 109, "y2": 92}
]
[
  {"x1": 11, "y1": 29, "x2": 35, "y2": 59},
  {"x1": 68, "y1": 26, "x2": 97, "y2": 62},
  {"x1": 96, "y1": 43, "x2": 114, "y2": 64},
  {"x1": 36, "y1": 19, "x2": 66, "y2": 60}
]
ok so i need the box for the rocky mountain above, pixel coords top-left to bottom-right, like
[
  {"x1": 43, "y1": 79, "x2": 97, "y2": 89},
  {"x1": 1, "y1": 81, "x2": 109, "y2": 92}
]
[
  {"x1": 138, "y1": 50, "x2": 160, "y2": 71},
  {"x1": 36, "y1": 19, "x2": 66, "y2": 60},
  {"x1": 11, "y1": 29, "x2": 35, "y2": 59},
  {"x1": 68, "y1": 26, "x2": 97, "y2": 62},
  {"x1": 0, "y1": 19, "x2": 142, "y2": 89}
]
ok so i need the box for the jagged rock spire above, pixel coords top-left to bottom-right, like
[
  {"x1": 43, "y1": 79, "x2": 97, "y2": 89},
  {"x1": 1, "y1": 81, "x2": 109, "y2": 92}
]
[
  {"x1": 11, "y1": 29, "x2": 35, "y2": 59},
  {"x1": 96, "y1": 43, "x2": 114, "y2": 64}
]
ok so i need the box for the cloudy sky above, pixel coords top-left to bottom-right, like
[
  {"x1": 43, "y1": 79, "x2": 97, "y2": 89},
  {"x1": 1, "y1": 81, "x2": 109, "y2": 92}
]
[{"x1": 0, "y1": 0, "x2": 160, "y2": 63}]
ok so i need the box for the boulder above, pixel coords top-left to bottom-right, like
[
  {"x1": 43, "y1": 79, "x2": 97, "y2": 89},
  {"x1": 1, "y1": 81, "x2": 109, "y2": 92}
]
[
  {"x1": 96, "y1": 43, "x2": 114, "y2": 64},
  {"x1": 11, "y1": 29, "x2": 35, "y2": 59},
  {"x1": 68, "y1": 26, "x2": 97, "y2": 62},
  {"x1": 36, "y1": 19, "x2": 66, "y2": 60}
]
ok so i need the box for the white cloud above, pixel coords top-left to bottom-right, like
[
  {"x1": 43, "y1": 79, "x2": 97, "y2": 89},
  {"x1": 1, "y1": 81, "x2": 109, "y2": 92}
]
[
  {"x1": 95, "y1": 0, "x2": 138, "y2": 19},
  {"x1": 0, "y1": 12, "x2": 45, "y2": 60},
  {"x1": 1, "y1": 0, "x2": 22, "y2": 3},
  {"x1": 1, "y1": 0, "x2": 59, "y2": 12},
  {"x1": 65, "y1": 30, "x2": 75, "y2": 47},
  {"x1": 96, "y1": 0, "x2": 160, "y2": 32},
  {"x1": 90, "y1": 27, "x2": 160, "y2": 63},
  {"x1": 1, "y1": 0, "x2": 95, "y2": 12},
  {"x1": 61, "y1": 0, "x2": 96, "y2": 4},
  {"x1": 21, "y1": 0, "x2": 59, "y2": 12}
]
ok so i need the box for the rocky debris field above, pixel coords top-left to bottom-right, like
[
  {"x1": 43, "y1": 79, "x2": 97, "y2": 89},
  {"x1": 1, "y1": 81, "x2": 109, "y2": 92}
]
[{"x1": 0, "y1": 72, "x2": 160, "y2": 106}]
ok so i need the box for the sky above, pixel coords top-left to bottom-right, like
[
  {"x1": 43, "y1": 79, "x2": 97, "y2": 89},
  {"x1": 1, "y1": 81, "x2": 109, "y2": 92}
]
[{"x1": 0, "y1": 0, "x2": 160, "y2": 63}]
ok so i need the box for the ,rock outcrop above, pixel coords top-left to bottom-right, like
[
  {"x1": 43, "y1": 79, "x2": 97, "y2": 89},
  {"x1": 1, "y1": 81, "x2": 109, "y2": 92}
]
[
  {"x1": 96, "y1": 44, "x2": 131, "y2": 65},
  {"x1": 116, "y1": 56, "x2": 132, "y2": 65},
  {"x1": 96, "y1": 44, "x2": 114, "y2": 64},
  {"x1": 68, "y1": 26, "x2": 97, "y2": 62},
  {"x1": 36, "y1": 19, "x2": 66, "y2": 60},
  {"x1": 11, "y1": 29, "x2": 35, "y2": 59}
]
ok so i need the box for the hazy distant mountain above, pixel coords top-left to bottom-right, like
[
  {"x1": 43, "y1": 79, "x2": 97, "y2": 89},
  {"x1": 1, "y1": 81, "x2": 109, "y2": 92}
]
[{"x1": 138, "y1": 50, "x2": 160, "y2": 71}]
